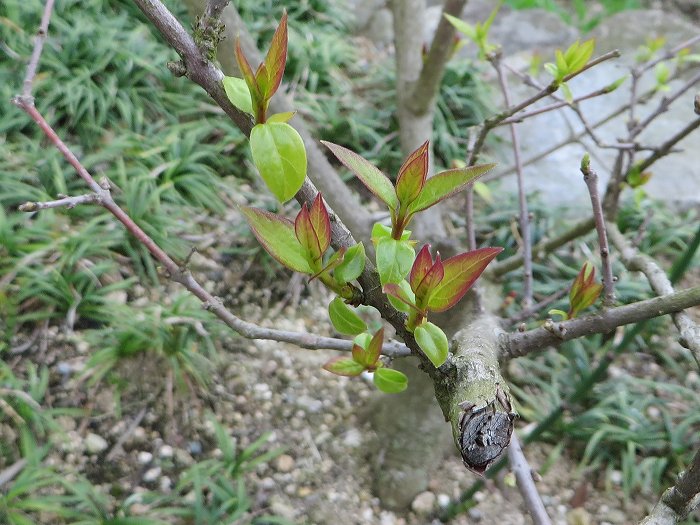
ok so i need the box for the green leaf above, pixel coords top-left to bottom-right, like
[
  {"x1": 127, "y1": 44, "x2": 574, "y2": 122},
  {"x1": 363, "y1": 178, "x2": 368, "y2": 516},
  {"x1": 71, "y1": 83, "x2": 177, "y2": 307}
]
[
  {"x1": 473, "y1": 181, "x2": 492, "y2": 203},
  {"x1": 295, "y1": 204, "x2": 323, "y2": 261},
  {"x1": 414, "y1": 322, "x2": 449, "y2": 367},
  {"x1": 323, "y1": 356, "x2": 365, "y2": 377},
  {"x1": 267, "y1": 111, "x2": 296, "y2": 123},
  {"x1": 250, "y1": 122, "x2": 307, "y2": 202},
  {"x1": 604, "y1": 76, "x2": 627, "y2": 93},
  {"x1": 383, "y1": 281, "x2": 419, "y2": 313},
  {"x1": 353, "y1": 332, "x2": 372, "y2": 350},
  {"x1": 371, "y1": 223, "x2": 411, "y2": 243},
  {"x1": 373, "y1": 367, "x2": 408, "y2": 393},
  {"x1": 235, "y1": 39, "x2": 262, "y2": 111},
  {"x1": 444, "y1": 13, "x2": 476, "y2": 40},
  {"x1": 353, "y1": 327, "x2": 383, "y2": 367},
  {"x1": 222, "y1": 76, "x2": 253, "y2": 115},
  {"x1": 543, "y1": 62, "x2": 559, "y2": 79},
  {"x1": 376, "y1": 237, "x2": 415, "y2": 285},
  {"x1": 427, "y1": 247, "x2": 502, "y2": 312},
  {"x1": 408, "y1": 164, "x2": 495, "y2": 214},
  {"x1": 548, "y1": 309, "x2": 569, "y2": 321},
  {"x1": 328, "y1": 297, "x2": 367, "y2": 335},
  {"x1": 561, "y1": 82, "x2": 574, "y2": 104},
  {"x1": 321, "y1": 141, "x2": 399, "y2": 210},
  {"x1": 334, "y1": 243, "x2": 366, "y2": 283},
  {"x1": 568, "y1": 39, "x2": 595, "y2": 74},
  {"x1": 241, "y1": 207, "x2": 313, "y2": 273}
]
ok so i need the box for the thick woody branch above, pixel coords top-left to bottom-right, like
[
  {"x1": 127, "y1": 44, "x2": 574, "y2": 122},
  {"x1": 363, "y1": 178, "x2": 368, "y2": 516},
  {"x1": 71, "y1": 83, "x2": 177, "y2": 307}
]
[
  {"x1": 501, "y1": 285, "x2": 700, "y2": 359},
  {"x1": 640, "y1": 448, "x2": 700, "y2": 525},
  {"x1": 609, "y1": 224, "x2": 700, "y2": 367},
  {"x1": 508, "y1": 433, "x2": 552, "y2": 525},
  {"x1": 408, "y1": 0, "x2": 467, "y2": 115}
]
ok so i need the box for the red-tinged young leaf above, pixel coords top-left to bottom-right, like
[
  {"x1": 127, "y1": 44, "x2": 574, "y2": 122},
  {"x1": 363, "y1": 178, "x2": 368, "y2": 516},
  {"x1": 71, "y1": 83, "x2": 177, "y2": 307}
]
[
  {"x1": 321, "y1": 141, "x2": 399, "y2": 211},
  {"x1": 407, "y1": 164, "x2": 495, "y2": 214},
  {"x1": 568, "y1": 262, "x2": 603, "y2": 317},
  {"x1": 322, "y1": 356, "x2": 365, "y2": 377},
  {"x1": 295, "y1": 204, "x2": 322, "y2": 261},
  {"x1": 383, "y1": 283, "x2": 420, "y2": 313},
  {"x1": 353, "y1": 328, "x2": 383, "y2": 368},
  {"x1": 427, "y1": 247, "x2": 503, "y2": 312},
  {"x1": 395, "y1": 141, "x2": 429, "y2": 206},
  {"x1": 410, "y1": 244, "x2": 433, "y2": 292},
  {"x1": 235, "y1": 39, "x2": 260, "y2": 101},
  {"x1": 310, "y1": 194, "x2": 331, "y2": 254},
  {"x1": 414, "y1": 254, "x2": 444, "y2": 307},
  {"x1": 241, "y1": 207, "x2": 314, "y2": 274},
  {"x1": 263, "y1": 11, "x2": 288, "y2": 99},
  {"x1": 255, "y1": 62, "x2": 271, "y2": 101},
  {"x1": 569, "y1": 261, "x2": 595, "y2": 305}
]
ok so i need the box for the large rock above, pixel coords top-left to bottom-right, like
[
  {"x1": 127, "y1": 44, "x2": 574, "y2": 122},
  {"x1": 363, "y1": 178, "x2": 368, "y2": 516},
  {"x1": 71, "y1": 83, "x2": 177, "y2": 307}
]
[{"x1": 489, "y1": 9, "x2": 700, "y2": 211}]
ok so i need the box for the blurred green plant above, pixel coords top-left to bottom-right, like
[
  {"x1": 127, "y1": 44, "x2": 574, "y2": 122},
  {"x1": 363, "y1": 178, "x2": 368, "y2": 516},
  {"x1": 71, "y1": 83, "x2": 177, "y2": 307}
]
[{"x1": 504, "y1": 0, "x2": 642, "y2": 31}]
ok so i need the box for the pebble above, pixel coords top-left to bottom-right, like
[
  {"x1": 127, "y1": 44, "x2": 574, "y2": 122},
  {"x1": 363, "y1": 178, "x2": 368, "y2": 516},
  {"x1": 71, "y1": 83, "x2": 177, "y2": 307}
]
[
  {"x1": 85, "y1": 433, "x2": 108, "y2": 454},
  {"x1": 159, "y1": 445, "x2": 174, "y2": 459},
  {"x1": 379, "y1": 511, "x2": 398, "y2": 525},
  {"x1": 609, "y1": 470, "x2": 623, "y2": 485},
  {"x1": 342, "y1": 428, "x2": 363, "y2": 448},
  {"x1": 137, "y1": 451, "x2": 153, "y2": 465},
  {"x1": 275, "y1": 454, "x2": 295, "y2": 473},
  {"x1": 411, "y1": 491, "x2": 436, "y2": 515},
  {"x1": 261, "y1": 477, "x2": 276, "y2": 490},
  {"x1": 437, "y1": 493, "x2": 451, "y2": 508},
  {"x1": 143, "y1": 467, "x2": 161, "y2": 483},
  {"x1": 187, "y1": 441, "x2": 202, "y2": 456},
  {"x1": 159, "y1": 476, "x2": 172, "y2": 491},
  {"x1": 468, "y1": 508, "x2": 483, "y2": 522},
  {"x1": 296, "y1": 395, "x2": 323, "y2": 413}
]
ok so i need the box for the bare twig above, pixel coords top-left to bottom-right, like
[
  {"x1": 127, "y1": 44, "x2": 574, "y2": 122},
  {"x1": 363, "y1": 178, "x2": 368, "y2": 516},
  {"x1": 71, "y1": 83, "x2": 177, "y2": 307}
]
[
  {"x1": 507, "y1": 433, "x2": 552, "y2": 525},
  {"x1": 508, "y1": 288, "x2": 568, "y2": 324},
  {"x1": 105, "y1": 407, "x2": 148, "y2": 461},
  {"x1": 489, "y1": 218, "x2": 596, "y2": 278},
  {"x1": 640, "y1": 447, "x2": 700, "y2": 525},
  {"x1": 609, "y1": 224, "x2": 700, "y2": 368},
  {"x1": 468, "y1": 51, "x2": 620, "y2": 165},
  {"x1": 492, "y1": 54, "x2": 533, "y2": 307},
  {"x1": 580, "y1": 159, "x2": 615, "y2": 306},
  {"x1": 501, "y1": 285, "x2": 700, "y2": 359},
  {"x1": 635, "y1": 116, "x2": 700, "y2": 174},
  {"x1": 21, "y1": 0, "x2": 55, "y2": 99},
  {"x1": 0, "y1": 459, "x2": 28, "y2": 488},
  {"x1": 19, "y1": 193, "x2": 101, "y2": 211}
]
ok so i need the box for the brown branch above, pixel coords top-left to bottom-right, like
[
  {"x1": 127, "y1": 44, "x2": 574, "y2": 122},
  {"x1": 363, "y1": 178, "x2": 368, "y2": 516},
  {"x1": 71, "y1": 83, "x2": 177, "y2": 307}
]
[
  {"x1": 408, "y1": 0, "x2": 467, "y2": 115},
  {"x1": 13, "y1": 103, "x2": 410, "y2": 359},
  {"x1": 507, "y1": 433, "x2": 552, "y2": 525},
  {"x1": 21, "y1": 0, "x2": 55, "y2": 100},
  {"x1": 609, "y1": 224, "x2": 700, "y2": 367},
  {"x1": 640, "y1": 448, "x2": 700, "y2": 524},
  {"x1": 580, "y1": 160, "x2": 615, "y2": 306},
  {"x1": 636, "y1": 116, "x2": 700, "y2": 174},
  {"x1": 500, "y1": 285, "x2": 700, "y2": 359},
  {"x1": 492, "y1": 54, "x2": 533, "y2": 307}
]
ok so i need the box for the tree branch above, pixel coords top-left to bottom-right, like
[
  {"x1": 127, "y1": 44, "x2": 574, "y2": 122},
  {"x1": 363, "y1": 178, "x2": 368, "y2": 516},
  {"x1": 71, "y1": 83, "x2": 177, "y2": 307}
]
[
  {"x1": 508, "y1": 432, "x2": 552, "y2": 525},
  {"x1": 408, "y1": 0, "x2": 466, "y2": 115},
  {"x1": 580, "y1": 160, "x2": 615, "y2": 306},
  {"x1": 500, "y1": 285, "x2": 700, "y2": 359},
  {"x1": 640, "y1": 447, "x2": 700, "y2": 525},
  {"x1": 608, "y1": 224, "x2": 700, "y2": 367},
  {"x1": 21, "y1": 0, "x2": 55, "y2": 100}
]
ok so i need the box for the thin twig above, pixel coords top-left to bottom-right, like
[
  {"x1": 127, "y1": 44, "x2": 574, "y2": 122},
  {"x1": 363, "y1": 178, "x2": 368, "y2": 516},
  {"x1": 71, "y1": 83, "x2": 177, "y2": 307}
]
[
  {"x1": 21, "y1": 0, "x2": 55, "y2": 99},
  {"x1": 507, "y1": 432, "x2": 552, "y2": 525},
  {"x1": 468, "y1": 50, "x2": 620, "y2": 164},
  {"x1": 492, "y1": 54, "x2": 533, "y2": 307},
  {"x1": 609, "y1": 224, "x2": 700, "y2": 368},
  {"x1": 501, "y1": 285, "x2": 700, "y2": 359},
  {"x1": 489, "y1": 218, "x2": 596, "y2": 278},
  {"x1": 105, "y1": 407, "x2": 148, "y2": 461},
  {"x1": 0, "y1": 459, "x2": 28, "y2": 488},
  {"x1": 19, "y1": 193, "x2": 101, "y2": 211},
  {"x1": 508, "y1": 288, "x2": 568, "y2": 324},
  {"x1": 580, "y1": 159, "x2": 615, "y2": 306}
]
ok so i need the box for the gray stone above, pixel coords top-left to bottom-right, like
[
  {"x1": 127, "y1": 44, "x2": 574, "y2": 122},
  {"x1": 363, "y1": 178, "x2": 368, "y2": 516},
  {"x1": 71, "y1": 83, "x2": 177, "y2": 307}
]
[
  {"x1": 143, "y1": 466, "x2": 161, "y2": 483},
  {"x1": 411, "y1": 491, "x2": 436, "y2": 514},
  {"x1": 84, "y1": 433, "x2": 108, "y2": 454},
  {"x1": 491, "y1": 9, "x2": 700, "y2": 212},
  {"x1": 274, "y1": 454, "x2": 296, "y2": 473}
]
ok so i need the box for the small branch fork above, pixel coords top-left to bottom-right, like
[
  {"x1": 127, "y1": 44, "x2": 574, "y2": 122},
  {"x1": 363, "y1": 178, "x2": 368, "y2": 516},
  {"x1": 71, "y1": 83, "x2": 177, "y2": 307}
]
[{"x1": 12, "y1": 0, "x2": 410, "y2": 359}]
